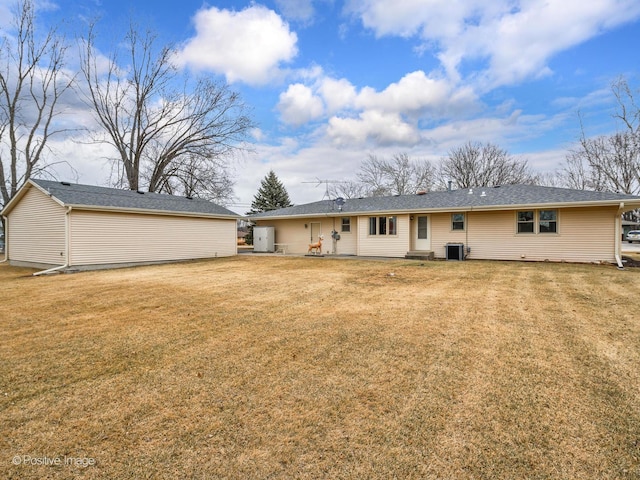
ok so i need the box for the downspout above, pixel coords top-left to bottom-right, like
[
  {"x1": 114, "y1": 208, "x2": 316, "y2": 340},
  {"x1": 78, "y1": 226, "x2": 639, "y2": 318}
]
[
  {"x1": 33, "y1": 206, "x2": 72, "y2": 276},
  {"x1": 0, "y1": 215, "x2": 8, "y2": 264},
  {"x1": 614, "y1": 202, "x2": 624, "y2": 269}
]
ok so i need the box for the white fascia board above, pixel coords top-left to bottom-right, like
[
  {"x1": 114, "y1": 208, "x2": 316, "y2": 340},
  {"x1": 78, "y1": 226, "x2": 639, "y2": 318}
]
[
  {"x1": 1, "y1": 179, "x2": 66, "y2": 215},
  {"x1": 251, "y1": 200, "x2": 640, "y2": 220}
]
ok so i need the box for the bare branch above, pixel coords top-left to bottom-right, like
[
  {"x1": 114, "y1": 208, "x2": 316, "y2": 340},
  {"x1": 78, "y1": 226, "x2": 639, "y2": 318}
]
[
  {"x1": 439, "y1": 141, "x2": 535, "y2": 189},
  {"x1": 80, "y1": 20, "x2": 254, "y2": 199},
  {"x1": 0, "y1": 0, "x2": 74, "y2": 207},
  {"x1": 356, "y1": 153, "x2": 436, "y2": 196},
  {"x1": 560, "y1": 83, "x2": 640, "y2": 196}
]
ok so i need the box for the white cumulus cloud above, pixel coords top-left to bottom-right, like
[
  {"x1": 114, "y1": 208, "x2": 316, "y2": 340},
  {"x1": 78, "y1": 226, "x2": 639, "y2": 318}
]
[
  {"x1": 278, "y1": 69, "x2": 479, "y2": 147},
  {"x1": 278, "y1": 83, "x2": 325, "y2": 125},
  {"x1": 275, "y1": 0, "x2": 316, "y2": 23},
  {"x1": 355, "y1": 70, "x2": 478, "y2": 117},
  {"x1": 176, "y1": 5, "x2": 298, "y2": 85},
  {"x1": 327, "y1": 111, "x2": 421, "y2": 146},
  {"x1": 318, "y1": 77, "x2": 358, "y2": 113},
  {"x1": 347, "y1": 0, "x2": 640, "y2": 88}
]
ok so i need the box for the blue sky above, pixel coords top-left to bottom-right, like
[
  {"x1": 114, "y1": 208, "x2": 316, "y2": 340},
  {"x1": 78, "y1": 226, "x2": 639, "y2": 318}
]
[{"x1": 2, "y1": 0, "x2": 640, "y2": 211}]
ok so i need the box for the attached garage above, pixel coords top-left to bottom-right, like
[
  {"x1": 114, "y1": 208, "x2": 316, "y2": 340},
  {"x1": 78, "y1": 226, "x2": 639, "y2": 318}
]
[{"x1": 1, "y1": 179, "x2": 238, "y2": 272}]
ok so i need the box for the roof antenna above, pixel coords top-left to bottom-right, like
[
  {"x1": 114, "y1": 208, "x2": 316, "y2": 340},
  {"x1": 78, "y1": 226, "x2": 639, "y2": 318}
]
[{"x1": 301, "y1": 178, "x2": 351, "y2": 201}]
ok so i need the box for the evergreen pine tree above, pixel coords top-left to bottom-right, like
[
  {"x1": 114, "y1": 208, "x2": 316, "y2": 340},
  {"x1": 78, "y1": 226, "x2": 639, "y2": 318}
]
[
  {"x1": 248, "y1": 170, "x2": 293, "y2": 214},
  {"x1": 246, "y1": 170, "x2": 293, "y2": 245}
]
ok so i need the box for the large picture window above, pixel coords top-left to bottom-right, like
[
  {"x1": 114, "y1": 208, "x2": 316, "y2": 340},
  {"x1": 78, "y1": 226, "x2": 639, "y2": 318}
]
[
  {"x1": 368, "y1": 216, "x2": 398, "y2": 235},
  {"x1": 517, "y1": 210, "x2": 558, "y2": 234}
]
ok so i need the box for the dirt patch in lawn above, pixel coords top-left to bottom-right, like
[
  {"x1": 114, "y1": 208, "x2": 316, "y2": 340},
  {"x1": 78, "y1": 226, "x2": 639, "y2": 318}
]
[
  {"x1": 1, "y1": 256, "x2": 640, "y2": 479},
  {"x1": 623, "y1": 254, "x2": 640, "y2": 266}
]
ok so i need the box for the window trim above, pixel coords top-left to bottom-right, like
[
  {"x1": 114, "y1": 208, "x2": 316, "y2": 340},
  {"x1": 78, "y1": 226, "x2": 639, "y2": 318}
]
[
  {"x1": 538, "y1": 209, "x2": 558, "y2": 234},
  {"x1": 517, "y1": 210, "x2": 535, "y2": 234},
  {"x1": 341, "y1": 217, "x2": 351, "y2": 233},
  {"x1": 516, "y1": 209, "x2": 559, "y2": 235},
  {"x1": 368, "y1": 215, "x2": 398, "y2": 236}
]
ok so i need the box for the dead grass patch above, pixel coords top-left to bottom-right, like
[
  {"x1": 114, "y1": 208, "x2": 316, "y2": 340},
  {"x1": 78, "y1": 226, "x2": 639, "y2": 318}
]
[{"x1": 1, "y1": 256, "x2": 640, "y2": 479}]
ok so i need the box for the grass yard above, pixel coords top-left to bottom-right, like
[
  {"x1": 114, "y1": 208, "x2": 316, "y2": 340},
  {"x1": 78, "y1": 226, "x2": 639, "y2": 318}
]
[{"x1": 1, "y1": 256, "x2": 640, "y2": 479}]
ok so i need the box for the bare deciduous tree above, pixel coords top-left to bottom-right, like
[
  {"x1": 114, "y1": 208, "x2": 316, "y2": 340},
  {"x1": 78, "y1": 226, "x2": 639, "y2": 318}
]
[
  {"x1": 152, "y1": 154, "x2": 235, "y2": 206},
  {"x1": 439, "y1": 141, "x2": 536, "y2": 189},
  {"x1": 560, "y1": 152, "x2": 591, "y2": 190},
  {"x1": 328, "y1": 180, "x2": 368, "y2": 199},
  {"x1": 561, "y1": 78, "x2": 640, "y2": 196},
  {"x1": 80, "y1": 21, "x2": 253, "y2": 197},
  {"x1": 0, "y1": 0, "x2": 74, "y2": 207},
  {"x1": 612, "y1": 76, "x2": 640, "y2": 134},
  {"x1": 357, "y1": 153, "x2": 436, "y2": 196},
  {"x1": 564, "y1": 131, "x2": 639, "y2": 194}
]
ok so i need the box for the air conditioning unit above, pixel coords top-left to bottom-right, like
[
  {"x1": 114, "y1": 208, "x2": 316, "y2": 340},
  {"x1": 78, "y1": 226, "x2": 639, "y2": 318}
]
[{"x1": 446, "y1": 243, "x2": 464, "y2": 261}]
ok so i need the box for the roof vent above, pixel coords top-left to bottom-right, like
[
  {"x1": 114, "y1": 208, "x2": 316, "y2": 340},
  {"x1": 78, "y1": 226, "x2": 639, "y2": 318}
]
[
  {"x1": 136, "y1": 190, "x2": 145, "y2": 194},
  {"x1": 416, "y1": 190, "x2": 427, "y2": 195},
  {"x1": 60, "y1": 181, "x2": 71, "y2": 186},
  {"x1": 481, "y1": 191, "x2": 486, "y2": 197},
  {"x1": 186, "y1": 196, "x2": 193, "y2": 200},
  {"x1": 494, "y1": 185, "x2": 501, "y2": 188},
  {"x1": 468, "y1": 188, "x2": 473, "y2": 194}
]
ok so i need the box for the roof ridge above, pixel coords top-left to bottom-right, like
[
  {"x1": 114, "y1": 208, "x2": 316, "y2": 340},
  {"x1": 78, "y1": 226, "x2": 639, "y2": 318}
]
[{"x1": 28, "y1": 178, "x2": 237, "y2": 217}]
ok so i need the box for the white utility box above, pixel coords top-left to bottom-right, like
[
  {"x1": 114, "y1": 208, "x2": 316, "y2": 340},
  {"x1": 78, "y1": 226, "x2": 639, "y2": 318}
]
[{"x1": 253, "y1": 226, "x2": 275, "y2": 252}]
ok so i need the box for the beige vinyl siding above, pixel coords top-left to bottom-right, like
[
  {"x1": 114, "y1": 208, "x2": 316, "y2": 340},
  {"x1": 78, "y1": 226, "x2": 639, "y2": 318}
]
[
  {"x1": 357, "y1": 214, "x2": 410, "y2": 257},
  {"x1": 69, "y1": 210, "x2": 236, "y2": 265},
  {"x1": 256, "y1": 217, "x2": 358, "y2": 255},
  {"x1": 256, "y1": 219, "x2": 317, "y2": 254},
  {"x1": 336, "y1": 217, "x2": 357, "y2": 255},
  {"x1": 431, "y1": 213, "x2": 466, "y2": 258},
  {"x1": 7, "y1": 186, "x2": 66, "y2": 265},
  {"x1": 433, "y1": 207, "x2": 617, "y2": 263}
]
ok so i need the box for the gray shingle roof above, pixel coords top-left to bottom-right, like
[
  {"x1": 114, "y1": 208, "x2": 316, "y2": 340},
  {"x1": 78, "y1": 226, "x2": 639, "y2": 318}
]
[
  {"x1": 27, "y1": 179, "x2": 238, "y2": 218},
  {"x1": 250, "y1": 184, "x2": 640, "y2": 219}
]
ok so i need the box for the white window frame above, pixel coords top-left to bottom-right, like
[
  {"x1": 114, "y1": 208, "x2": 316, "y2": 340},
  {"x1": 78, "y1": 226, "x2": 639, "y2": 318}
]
[
  {"x1": 451, "y1": 213, "x2": 465, "y2": 231},
  {"x1": 368, "y1": 216, "x2": 398, "y2": 236},
  {"x1": 516, "y1": 210, "x2": 559, "y2": 234}
]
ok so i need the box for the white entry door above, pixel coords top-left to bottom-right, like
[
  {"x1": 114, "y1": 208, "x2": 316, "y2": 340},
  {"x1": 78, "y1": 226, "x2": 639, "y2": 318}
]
[
  {"x1": 310, "y1": 222, "x2": 321, "y2": 242},
  {"x1": 415, "y1": 215, "x2": 430, "y2": 250}
]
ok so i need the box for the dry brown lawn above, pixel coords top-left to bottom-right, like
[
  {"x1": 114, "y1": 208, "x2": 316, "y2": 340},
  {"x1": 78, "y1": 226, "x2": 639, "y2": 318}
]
[{"x1": 1, "y1": 256, "x2": 640, "y2": 479}]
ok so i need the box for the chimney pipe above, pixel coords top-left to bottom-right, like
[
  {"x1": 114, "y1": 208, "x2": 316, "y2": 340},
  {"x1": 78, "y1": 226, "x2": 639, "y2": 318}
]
[{"x1": 448, "y1": 180, "x2": 452, "y2": 191}]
